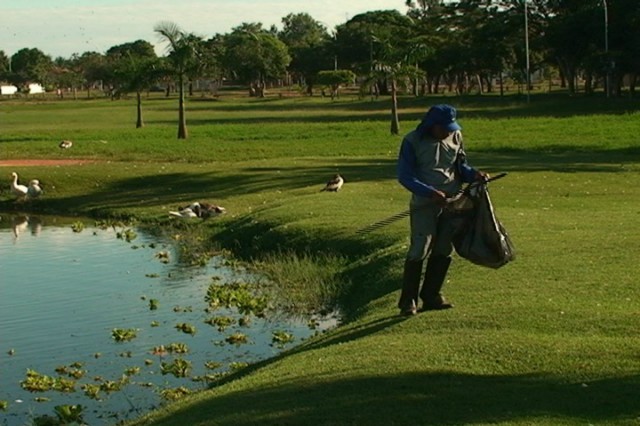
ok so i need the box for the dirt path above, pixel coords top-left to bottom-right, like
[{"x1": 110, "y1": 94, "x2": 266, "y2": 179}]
[{"x1": 0, "y1": 159, "x2": 97, "y2": 167}]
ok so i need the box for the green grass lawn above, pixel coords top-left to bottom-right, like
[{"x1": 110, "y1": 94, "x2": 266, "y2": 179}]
[{"x1": 1, "y1": 92, "x2": 639, "y2": 425}]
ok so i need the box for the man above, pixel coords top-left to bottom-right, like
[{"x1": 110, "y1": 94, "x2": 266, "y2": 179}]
[{"x1": 396, "y1": 104, "x2": 487, "y2": 316}]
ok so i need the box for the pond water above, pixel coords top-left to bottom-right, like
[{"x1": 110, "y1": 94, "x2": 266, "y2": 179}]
[{"x1": 0, "y1": 214, "x2": 337, "y2": 426}]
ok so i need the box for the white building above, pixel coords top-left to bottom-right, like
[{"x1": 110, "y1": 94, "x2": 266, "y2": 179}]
[{"x1": 1, "y1": 85, "x2": 18, "y2": 95}]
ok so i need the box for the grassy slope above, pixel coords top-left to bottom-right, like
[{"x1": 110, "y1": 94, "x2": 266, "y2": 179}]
[{"x1": 1, "y1": 93, "x2": 639, "y2": 425}]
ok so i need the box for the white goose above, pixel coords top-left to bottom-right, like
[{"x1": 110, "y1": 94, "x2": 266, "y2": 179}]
[
  {"x1": 27, "y1": 179, "x2": 43, "y2": 199},
  {"x1": 10, "y1": 172, "x2": 28, "y2": 200},
  {"x1": 169, "y1": 202, "x2": 201, "y2": 218},
  {"x1": 169, "y1": 202, "x2": 226, "y2": 219}
]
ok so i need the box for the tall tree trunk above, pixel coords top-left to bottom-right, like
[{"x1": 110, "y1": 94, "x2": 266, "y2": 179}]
[
  {"x1": 390, "y1": 78, "x2": 399, "y2": 135},
  {"x1": 178, "y1": 75, "x2": 188, "y2": 139},
  {"x1": 136, "y1": 91, "x2": 144, "y2": 128}
]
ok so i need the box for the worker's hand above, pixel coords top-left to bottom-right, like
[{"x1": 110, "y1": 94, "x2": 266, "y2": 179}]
[
  {"x1": 475, "y1": 171, "x2": 490, "y2": 182},
  {"x1": 430, "y1": 189, "x2": 448, "y2": 207}
]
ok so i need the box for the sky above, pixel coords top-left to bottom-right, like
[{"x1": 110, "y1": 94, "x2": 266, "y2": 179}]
[{"x1": 1, "y1": 0, "x2": 406, "y2": 59}]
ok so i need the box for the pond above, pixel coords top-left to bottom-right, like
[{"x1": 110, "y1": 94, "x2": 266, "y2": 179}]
[{"x1": 0, "y1": 214, "x2": 338, "y2": 426}]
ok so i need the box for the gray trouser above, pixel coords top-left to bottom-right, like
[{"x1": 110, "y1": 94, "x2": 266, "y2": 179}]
[{"x1": 406, "y1": 197, "x2": 456, "y2": 261}]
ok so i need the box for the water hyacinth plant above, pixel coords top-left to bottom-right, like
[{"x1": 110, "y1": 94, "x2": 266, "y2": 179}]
[
  {"x1": 174, "y1": 322, "x2": 196, "y2": 335},
  {"x1": 161, "y1": 358, "x2": 192, "y2": 378},
  {"x1": 111, "y1": 328, "x2": 138, "y2": 342}
]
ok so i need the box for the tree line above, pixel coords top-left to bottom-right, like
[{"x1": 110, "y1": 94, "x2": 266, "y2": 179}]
[{"x1": 1, "y1": 0, "x2": 638, "y2": 136}]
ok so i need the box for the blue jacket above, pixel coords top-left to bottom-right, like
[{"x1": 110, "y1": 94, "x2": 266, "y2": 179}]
[{"x1": 397, "y1": 129, "x2": 477, "y2": 198}]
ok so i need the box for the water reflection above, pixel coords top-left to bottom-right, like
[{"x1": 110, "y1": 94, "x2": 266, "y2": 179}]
[
  {"x1": 0, "y1": 214, "x2": 337, "y2": 426},
  {"x1": 9, "y1": 214, "x2": 42, "y2": 241}
]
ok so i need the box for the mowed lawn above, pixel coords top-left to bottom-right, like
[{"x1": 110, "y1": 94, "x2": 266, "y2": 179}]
[{"x1": 1, "y1": 92, "x2": 639, "y2": 425}]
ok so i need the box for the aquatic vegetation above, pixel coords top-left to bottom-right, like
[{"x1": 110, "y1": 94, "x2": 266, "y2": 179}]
[
  {"x1": 95, "y1": 219, "x2": 129, "y2": 231},
  {"x1": 161, "y1": 358, "x2": 192, "y2": 378},
  {"x1": 149, "y1": 299, "x2": 159, "y2": 310},
  {"x1": 204, "y1": 315, "x2": 235, "y2": 331},
  {"x1": 175, "y1": 322, "x2": 196, "y2": 335},
  {"x1": 228, "y1": 361, "x2": 249, "y2": 372},
  {"x1": 124, "y1": 367, "x2": 141, "y2": 376},
  {"x1": 81, "y1": 383, "x2": 101, "y2": 400},
  {"x1": 167, "y1": 342, "x2": 189, "y2": 354},
  {"x1": 235, "y1": 292, "x2": 268, "y2": 317},
  {"x1": 155, "y1": 250, "x2": 170, "y2": 263},
  {"x1": 271, "y1": 330, "x2": 295, "y2": 348},
  {"x1": 20, "y1": 369, "x2": 77, "y2": 393},
  {"x1": 160, "y1": 386, "x2": 191, "y2": 401},
  {"x1": 0, "y1": 400, "x2": 7, "y2": 411},
  {"x1": 54, "y1": 404, "x2": 84, "y2": 424},
  {"x1": 111, "y1": 328, "x2": 138, "y2": 342},
  {"x1": 150, "y1": 320, "x2": 160, "y2": 327},
  {"x1": 55, "y1": 363, "x2": 85, "y2": 379},
  {"x1": 34, "y1": 397, "x2": 50, "y2": 402},
  {"x1": 71, "y1": 221, "x2": 85, "y2": 233},
  {"x1": 225, "y1": 332, "x2": 249, "y2": 345},
  {"x1": 151, "y1": 345, "x2": 169, "y2": 357},
  {"x1": 204, "y1": 361, "x2": 222, "y2": 370},
  {"x1": 205, "y1": 281, "x2": 269, "y2": 316},
  {"x1": 116, "y1": 228, "x2": 137, "y2": 242},
  {"x1": 99, "y1": 378, "x2": 125, "y2": 393},
  {"x1": 144, "y1": 359, "x2": 154, "y2": 366},
  {"x1": 145, "y1": 273, "x2": 160, "y2": 278}
]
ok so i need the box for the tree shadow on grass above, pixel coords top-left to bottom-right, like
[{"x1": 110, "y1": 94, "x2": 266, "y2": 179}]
[
  {"x1": 136, "y1": 369, "x2": 640, "y2": 426},
  {"x1": 147, "y1": 93, "x2": 640, "y2": 128},
  {"x1": 1, "y1": 146, "x2": 636, "y2": 218}
]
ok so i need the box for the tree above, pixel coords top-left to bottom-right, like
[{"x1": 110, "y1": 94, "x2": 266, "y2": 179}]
[
  {"x1": 113, "y1": 55, "x2": 161, "y2": 128},
  {"x1": 154, "y1": 22, "x2": 203, "y2": 139},
  {"x1": 75, "y1": 51, "x2": 107, "y2": 98},
  {"x1": 278, "y1": 13, "x2": 333, "y2": 95},
  {"x1": 48, "y1": 56, "x2": 85, "y2": 99},
  {"x1": 8, "y1": 48, "x2": 52, "y2": 91},
  {"x1": 316, "y1": 69, "x2": 355, "y2": 99},
  {"x1": 334, "y1": 10, "x2": 415, "y2": 95},
  {"x1": 221, "y1": 23, "x2": 291, "y2": 97},
  {"x1": 0, "y1": 50, "x2": 9, "y2": 80}
]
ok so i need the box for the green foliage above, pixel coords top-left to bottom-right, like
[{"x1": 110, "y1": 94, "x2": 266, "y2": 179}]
[
  {"x1": 161, "y1": 358, "x2": 192, "y2": 378},
  {"x1": 53, "y1": 404, "x2": 84, "y2": 424},
  {"x1": 111, "y1": 328, "x2": 138, "y2": 342},
  {"x1": 316, "y1": 69, "x2": 355, "y2": 86},
  {"x1": 174, "y1": 323, "x2": 197, "y2": 335}
]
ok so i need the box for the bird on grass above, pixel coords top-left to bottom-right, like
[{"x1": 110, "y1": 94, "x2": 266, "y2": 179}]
[
  {"x1": 10, "y1": 172, "x2": 28, "y2": 200},
  {"x1": 320, "y1": 174, "x2": 344, "y2": 192},
  {"x1": 59, "y1": 140, "x2": 73, "y2": 149},
  {"x1": 169, "y1": 202, "x2": 226, "y2": 219},
  {"x1": 27, "y1": 179, "x2": 43, "y2": 199}
]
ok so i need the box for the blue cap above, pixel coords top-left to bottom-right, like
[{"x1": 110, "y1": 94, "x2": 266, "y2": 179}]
[{"x1": 420, "y1": 104, "x2": 462, "y2": 132}]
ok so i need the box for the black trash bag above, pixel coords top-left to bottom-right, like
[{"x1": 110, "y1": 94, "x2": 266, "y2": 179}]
[{"x1": 450, "y1": 183, "x2": 515, "y2": 269}]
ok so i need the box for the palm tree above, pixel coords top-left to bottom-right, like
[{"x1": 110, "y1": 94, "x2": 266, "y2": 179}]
[
  {"x1": 114, "y1": 55, "x2": 161, "y2": 128},
  {"x1": 154, "y1": 21, "x2": 202, "y2": 139}
]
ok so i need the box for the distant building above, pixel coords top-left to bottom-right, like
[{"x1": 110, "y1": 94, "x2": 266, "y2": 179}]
[
  {"x1": 0, "y1": 83, "x2": 45, "y2": 95},
  {"x1": 1, "y1": 85, "x2": 18, "y2": 95},
  {"x1": 28, "y1": 83, "x2": 45, "y2": 94}
]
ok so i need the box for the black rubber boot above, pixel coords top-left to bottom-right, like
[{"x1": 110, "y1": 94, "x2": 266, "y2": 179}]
[
  {"x1": 398, "y1": 259, "x2": 423, "y2": 316},
  {"x1": 419, "y1": 255, "x2": 453, "y2": 311}
]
